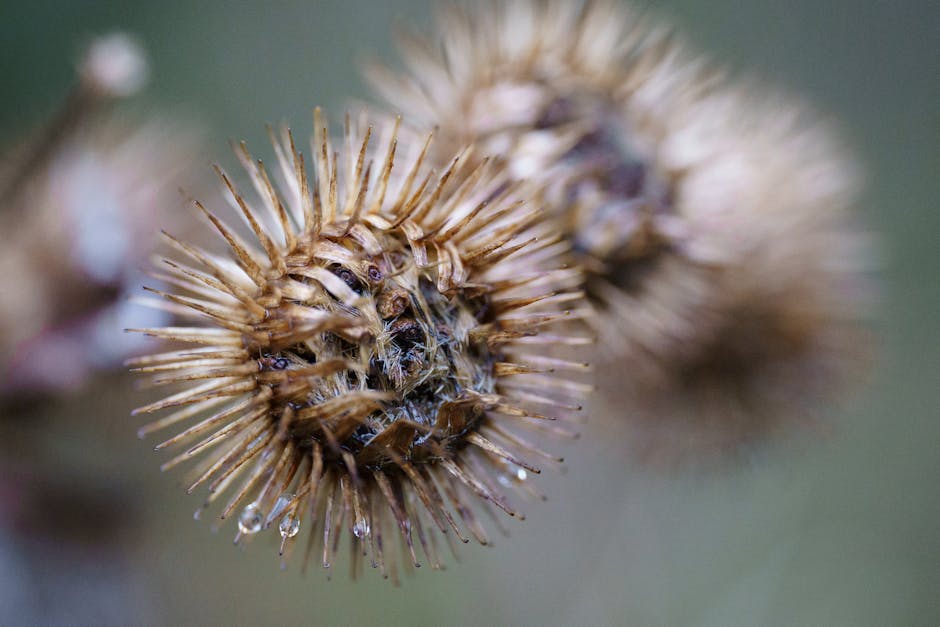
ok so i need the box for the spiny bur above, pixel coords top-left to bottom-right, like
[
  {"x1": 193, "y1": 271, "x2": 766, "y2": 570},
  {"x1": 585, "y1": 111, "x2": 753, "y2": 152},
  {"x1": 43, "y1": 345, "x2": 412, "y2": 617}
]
[{"x1": 128, "y1": 109, "x2": 590, "y2": 580}]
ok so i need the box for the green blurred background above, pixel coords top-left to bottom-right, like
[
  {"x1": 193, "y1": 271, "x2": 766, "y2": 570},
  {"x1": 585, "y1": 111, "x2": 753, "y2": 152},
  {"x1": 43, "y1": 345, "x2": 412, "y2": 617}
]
[{"x1": 1, "y1": 1, "x2": 938, "y2": 625}]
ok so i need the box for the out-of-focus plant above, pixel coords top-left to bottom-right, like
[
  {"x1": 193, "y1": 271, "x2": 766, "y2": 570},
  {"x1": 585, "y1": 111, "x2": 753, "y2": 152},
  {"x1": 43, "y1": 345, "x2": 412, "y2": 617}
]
[
  {"x1": 0, "y1": 33, "x2": 201, "y2": 397},
  {"x1": 367, "y1": 0, "x2": 876, "y2": 466}
]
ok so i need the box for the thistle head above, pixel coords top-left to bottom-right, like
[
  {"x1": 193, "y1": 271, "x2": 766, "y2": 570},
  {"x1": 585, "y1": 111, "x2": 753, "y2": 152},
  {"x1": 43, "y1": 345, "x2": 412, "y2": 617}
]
[{"x1": 129, "y1": 109, "x2": 589, "y2": 579}]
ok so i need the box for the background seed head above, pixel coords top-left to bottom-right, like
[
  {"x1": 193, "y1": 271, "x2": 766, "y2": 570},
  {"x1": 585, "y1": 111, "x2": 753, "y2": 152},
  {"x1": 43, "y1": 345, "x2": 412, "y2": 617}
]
[{"x1": 368, "y1": 0, "x2": 876, "y2": 463}]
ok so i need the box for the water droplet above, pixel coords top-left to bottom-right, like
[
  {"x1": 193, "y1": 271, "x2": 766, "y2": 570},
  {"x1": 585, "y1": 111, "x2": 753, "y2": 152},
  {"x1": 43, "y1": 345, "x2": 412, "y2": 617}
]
[
  {"x1": 238, "y1": 502, "x2": 263, "y2": 535},
  {"x1": 279, "y1": 513, "x2": 300, "y2": 539},
  {"x1": 352, "y1": 518, "x2": 371, "y2": 538},
  {"x1": 270, "y1": 493, "x2": 295, "y2": 521},
  {"x1": 516, "y1": 468, "x2": 528, "y2": 482}
]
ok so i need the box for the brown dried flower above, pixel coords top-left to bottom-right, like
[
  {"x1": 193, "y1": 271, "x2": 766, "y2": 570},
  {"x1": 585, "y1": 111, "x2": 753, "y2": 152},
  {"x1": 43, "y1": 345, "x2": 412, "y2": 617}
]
[
  {"x1": 368, "y1": 0, "x2": 874, "y2": 463},
  {"x1": 129, "y1": 109, "x2": 588, "y2": 579}
]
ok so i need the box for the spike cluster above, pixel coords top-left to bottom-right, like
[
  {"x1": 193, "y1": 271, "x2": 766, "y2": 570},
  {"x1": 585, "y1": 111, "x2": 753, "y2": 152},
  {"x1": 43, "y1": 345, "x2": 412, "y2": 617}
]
[
  {"x1": 368, "y1": 0, "x2": 874, "y2": 461},
  {"x1": 129, "y1": 110, "x2": 588, "y2": 579}
]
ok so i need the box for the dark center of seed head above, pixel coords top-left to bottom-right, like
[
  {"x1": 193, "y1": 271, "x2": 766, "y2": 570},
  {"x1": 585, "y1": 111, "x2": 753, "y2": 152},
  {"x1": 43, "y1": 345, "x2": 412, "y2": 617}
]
[
  {"x1": 534, "y1": 97, "x2": 678, "y2": 296},
  {"x1": 268, "y1": 250, "x2": 496, "y2": 460}
]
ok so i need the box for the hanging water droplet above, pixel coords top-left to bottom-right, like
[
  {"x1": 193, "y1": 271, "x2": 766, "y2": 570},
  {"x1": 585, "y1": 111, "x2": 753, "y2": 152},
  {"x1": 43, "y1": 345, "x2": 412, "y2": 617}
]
[
  {"x1": 279, "y1": 513, "x2": 300, "y2": 539},
  {"x1": 516, "y1": 468, "x2": 528, "y2": 482},
  {"x1": 352, "y1": 518, "x2": 371, "y2": 538},
  {"x1": 238, "y1": 502, "x2": 263, "y2": 535}
]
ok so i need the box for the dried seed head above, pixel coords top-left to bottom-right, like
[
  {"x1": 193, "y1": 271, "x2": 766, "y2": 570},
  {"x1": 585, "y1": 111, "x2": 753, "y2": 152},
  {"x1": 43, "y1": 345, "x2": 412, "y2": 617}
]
[
  {"x1": 129, "y1": 109, "x2": 588, "y2": 579},
  {"x1": 368, "y1": 0, "x2": 875, "y2": 462}
]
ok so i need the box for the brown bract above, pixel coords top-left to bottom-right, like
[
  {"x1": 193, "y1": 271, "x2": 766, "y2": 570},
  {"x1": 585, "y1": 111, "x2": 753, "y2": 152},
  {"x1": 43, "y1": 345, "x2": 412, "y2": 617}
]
[{"x1": 128, "y1": 109, "x2": 589, "y2": 579}]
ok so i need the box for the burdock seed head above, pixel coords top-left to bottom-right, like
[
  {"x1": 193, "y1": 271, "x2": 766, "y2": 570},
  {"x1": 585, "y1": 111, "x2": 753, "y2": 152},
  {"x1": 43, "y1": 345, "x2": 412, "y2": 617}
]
[
  {"x1": 128, "y1": 109, "x2": 589, "y2": 579},
  {"x1": 368, "y1": 0, "x2": 875, "y2": 463}
]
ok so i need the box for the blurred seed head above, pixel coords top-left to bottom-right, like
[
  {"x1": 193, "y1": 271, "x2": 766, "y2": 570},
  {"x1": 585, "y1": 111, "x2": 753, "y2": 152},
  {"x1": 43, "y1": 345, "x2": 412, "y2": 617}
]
[
  {"x1": 368, "y1": 0, "x2": 876, "y2": 464},
  {"x1": 79, "y1": 33, "x2": 149, "y2": 98},
  {"x1": 129, "y1": 109, "x2": 589, "y2": 579},
  {"x1": 0, "y1": 33, "x2": 201, "y2": 396}
]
